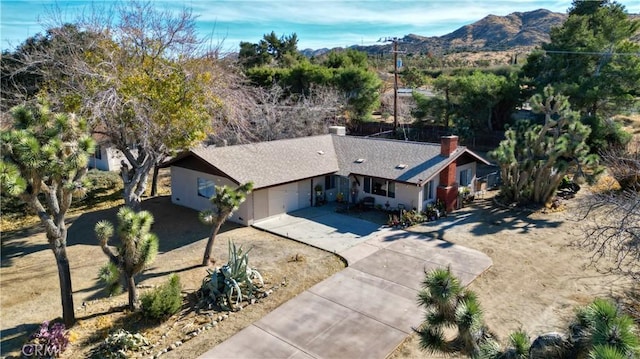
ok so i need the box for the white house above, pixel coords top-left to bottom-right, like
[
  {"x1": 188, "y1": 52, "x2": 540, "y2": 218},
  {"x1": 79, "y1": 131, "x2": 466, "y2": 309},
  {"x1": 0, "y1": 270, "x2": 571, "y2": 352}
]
[{"x1": 162, "y1": 129, "x2": 489, "y2": 226}]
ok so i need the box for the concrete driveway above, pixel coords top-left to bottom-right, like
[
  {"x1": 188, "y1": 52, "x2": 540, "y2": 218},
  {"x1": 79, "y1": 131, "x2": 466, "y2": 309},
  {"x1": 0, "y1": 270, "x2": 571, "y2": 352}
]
[
  {"x1": 200, "y1": 208, "x2": 492, "y2": 359},
  {"x1": 251, "y1": 206, "x2": 389, "y2": 254}
]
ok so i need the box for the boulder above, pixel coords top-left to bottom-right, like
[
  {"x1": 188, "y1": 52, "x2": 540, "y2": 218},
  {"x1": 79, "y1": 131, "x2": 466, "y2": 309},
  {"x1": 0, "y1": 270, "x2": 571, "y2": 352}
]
[{"x1": 529, "y1": 332, "x2": 570, "y2": 359}]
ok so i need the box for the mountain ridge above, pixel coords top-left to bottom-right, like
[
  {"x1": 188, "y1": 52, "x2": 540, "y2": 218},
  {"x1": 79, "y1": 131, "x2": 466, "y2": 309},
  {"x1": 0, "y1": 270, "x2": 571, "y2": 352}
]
[{"x1": 303, "y1": 8, "x2": 568, "y2": 57}]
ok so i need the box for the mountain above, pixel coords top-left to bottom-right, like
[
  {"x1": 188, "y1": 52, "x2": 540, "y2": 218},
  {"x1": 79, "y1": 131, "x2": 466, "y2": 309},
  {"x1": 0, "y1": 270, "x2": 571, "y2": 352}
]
[{"x1": 302, "y1": 9, "x2": 567, "y2": 57}]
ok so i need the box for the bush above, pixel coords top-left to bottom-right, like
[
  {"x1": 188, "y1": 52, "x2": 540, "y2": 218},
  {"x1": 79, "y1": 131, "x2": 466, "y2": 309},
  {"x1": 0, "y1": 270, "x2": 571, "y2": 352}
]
[
  {"x1": 26, "y1": 321, "x2": 70, "y2": 357},
  {"x1": 90, "y1": 329, "x2": 149, "y2": 359},
  {"x1": 85, "y1": 169, "x2": 122, "y2": 190},
  {"x1": 582, "y1": 115, "x2": 631, "y2": 153},
  {"x1": 141, "y1": 274, "x2": 182, "y2": 321}
]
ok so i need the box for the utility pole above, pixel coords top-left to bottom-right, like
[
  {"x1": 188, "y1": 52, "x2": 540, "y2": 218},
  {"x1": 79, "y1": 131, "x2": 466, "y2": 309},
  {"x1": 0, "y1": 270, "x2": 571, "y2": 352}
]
[{"x1": 380, "y1": 37, "x2": 404, "y2": 132}]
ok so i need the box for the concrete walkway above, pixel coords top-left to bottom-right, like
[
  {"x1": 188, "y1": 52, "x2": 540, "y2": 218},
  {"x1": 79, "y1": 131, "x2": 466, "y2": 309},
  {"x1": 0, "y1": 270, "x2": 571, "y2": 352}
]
[{"x1": 199, "y1": 209, "x2": 492, "y2": 359}]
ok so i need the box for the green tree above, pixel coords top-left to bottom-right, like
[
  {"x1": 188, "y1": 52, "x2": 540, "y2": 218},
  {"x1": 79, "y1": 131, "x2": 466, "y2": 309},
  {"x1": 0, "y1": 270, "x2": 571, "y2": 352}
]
[
  {"x1": 95, "y1": 207, "x2": 159, "y2": 310},
  {"x1": 401, "y1": 67, "x2": 426, "y2": 89},
  {"x1": 0, "y1": 102, "x2": 95, "y2": 326},
  {"x1": 199, "y1": 182, "x2": 254, "y2": 266},
  {"x1": 523, "y1": 0, "x2": 640, "y2": 116},
  {"x1": 415, "y1": 267, "x2": 490, "y2": 357},
  {"x1": 72, "y1": 2, "x2": 214, "y2": 210},
  {"x1": 239, "y1": 31, "x2": 300, "y2": 68},
  {"x1": 333, "y1": 66, "x2": 381, "y2": 121},
  {"x1": 490, "y1": 87, "x2": 599, "y2": 205},
  {"x1": 425, "y1": 72, "x2": 518, "y2": 135}
]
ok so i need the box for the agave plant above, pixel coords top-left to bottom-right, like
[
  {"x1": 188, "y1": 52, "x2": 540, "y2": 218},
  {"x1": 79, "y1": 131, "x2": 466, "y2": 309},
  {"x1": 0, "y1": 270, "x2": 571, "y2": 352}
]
[{"x1": 200, "y1": 240, "x2": 264, "y2": 310}]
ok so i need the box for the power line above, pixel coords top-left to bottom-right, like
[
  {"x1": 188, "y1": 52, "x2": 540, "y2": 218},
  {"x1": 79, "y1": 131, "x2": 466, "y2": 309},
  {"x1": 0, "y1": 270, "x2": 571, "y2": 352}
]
[{"x1": 543, "y1": 50, "x2": 640, "y2": 56}]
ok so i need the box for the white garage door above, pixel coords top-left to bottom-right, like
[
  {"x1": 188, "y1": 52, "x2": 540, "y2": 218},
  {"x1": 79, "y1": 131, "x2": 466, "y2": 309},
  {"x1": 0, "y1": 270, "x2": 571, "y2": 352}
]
[{"x1": 268, "y1": 183, "x2": 301, "y2": 217}]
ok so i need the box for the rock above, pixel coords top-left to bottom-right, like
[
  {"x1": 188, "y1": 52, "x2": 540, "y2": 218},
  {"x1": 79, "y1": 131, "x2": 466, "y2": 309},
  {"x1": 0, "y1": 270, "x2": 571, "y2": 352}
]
[
  {"x1": 174, "y1": 341, "x2": 182, "y2": 347},
  {"x1": 530, "y1": 332, "x2": 570, "y2": 359}
]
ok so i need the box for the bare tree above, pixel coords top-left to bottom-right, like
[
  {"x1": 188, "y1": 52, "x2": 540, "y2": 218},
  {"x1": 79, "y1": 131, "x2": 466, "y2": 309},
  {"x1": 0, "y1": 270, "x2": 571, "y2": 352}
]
[
  {"x1": 206, "y1": 83, "x2": 342, "y2": 146},
  {"x1": 577, "y1": 142, "x2": 640, "y2": 279}
]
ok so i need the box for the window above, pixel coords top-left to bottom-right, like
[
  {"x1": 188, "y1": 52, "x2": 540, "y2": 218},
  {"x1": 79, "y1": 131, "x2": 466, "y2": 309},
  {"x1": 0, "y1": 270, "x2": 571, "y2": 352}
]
[
  {"x1": 459, "y1": 169, "x2": 471, "y2": 187},
  {"x1": 364, "y1": 177, "x2": 371, "y2": 193},
  {"x1": 94, "y1": 145, "x2": 102, "y2": 160},
  {"x1": 387, "y1": 182, "x2": 395, "y2": 198},
  {"x1": 325, "y1": 175, "x2": 337, "y2": 190},
  {"x1": 197, "y1": 178, "x2": 215, "y2": 198},
  {"x1": 364, "y1": 176, "x2": 395, "y2": 198},
  {"x1": 424, "y1": 180, "x2": 434, "y2": 200}
]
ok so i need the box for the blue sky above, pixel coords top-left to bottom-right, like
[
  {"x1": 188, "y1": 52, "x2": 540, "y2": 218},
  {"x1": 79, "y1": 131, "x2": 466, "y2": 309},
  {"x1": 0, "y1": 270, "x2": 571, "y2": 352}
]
[{"x1": 2, "y1": 0, "x2": 640, "y2": 52}]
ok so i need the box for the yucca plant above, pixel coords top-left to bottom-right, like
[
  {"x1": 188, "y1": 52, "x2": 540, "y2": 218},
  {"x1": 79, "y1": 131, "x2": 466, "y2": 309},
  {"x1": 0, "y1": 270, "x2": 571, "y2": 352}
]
[
  {"x1": 200, "y1": 240, "x2": 264, "y2": 310},
  {"x1": 95, "y1": 207, "x2": 159, "y2": 310},
  {"x1": 415, "y1": 267, "x2": 491, "y2": 357},
  {"x1": 588, "y1": 345, "x2": 628, "y2": 359},
  {"x1": 199, "y1": 181, "x2": 253, "y2": 266},
  {"x1": 570, "y1": 299, "x2": 639, "y2": 359},
  {"x1": 0, "y1": 102, "x2": 95, "y2": 326}
]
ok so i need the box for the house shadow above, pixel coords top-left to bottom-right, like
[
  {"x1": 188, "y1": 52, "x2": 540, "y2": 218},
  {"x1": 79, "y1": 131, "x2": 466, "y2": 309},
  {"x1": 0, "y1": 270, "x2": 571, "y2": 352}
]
[{"x1": 67, "y1": 196, "x2": 218, "y2": 254}]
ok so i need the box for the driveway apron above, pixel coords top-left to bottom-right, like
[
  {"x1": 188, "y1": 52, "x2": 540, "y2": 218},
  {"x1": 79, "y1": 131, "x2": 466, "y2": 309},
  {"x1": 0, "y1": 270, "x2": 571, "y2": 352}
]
[{"x1": 199, "y1": 208, "x2": 492, "y2": 359}]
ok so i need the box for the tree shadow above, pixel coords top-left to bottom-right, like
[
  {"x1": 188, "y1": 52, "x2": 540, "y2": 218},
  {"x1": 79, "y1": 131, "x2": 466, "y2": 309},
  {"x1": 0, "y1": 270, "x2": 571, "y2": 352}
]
[
  {"x1": 66, "y1": 196, "x2": 230, "y2": 254},
  {"x1": 390, "y1": 198, "x2": 562, "y2": 242},
  {"x1": 0, "y1": 322, "x2": 41, "y2": 357}
]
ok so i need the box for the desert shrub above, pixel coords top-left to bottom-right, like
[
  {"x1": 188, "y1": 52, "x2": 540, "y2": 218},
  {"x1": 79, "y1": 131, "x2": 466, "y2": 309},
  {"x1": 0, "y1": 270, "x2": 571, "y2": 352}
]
[
  {"x1": 90, "y1": 329, "x2": 149, "y2": 359},
  {"x1": 199, "y1": 240, "x2": 264, "y2": 310},
  {"x1": 141, "y1": 274, "x2": 182, "y2": 320},
  {"x1": 582, "y1": 115, "x2": 631, "y2": 153},
  {"x1": 85, "y1": 169, "x2": 122, "y2": 190},
  {"x1": 26, "y1": 321, "x2": 70, "y2": 357}
]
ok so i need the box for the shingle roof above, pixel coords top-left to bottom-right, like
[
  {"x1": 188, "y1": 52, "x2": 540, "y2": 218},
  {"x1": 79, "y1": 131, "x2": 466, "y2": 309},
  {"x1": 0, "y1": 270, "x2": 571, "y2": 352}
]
[
  {"x1": 332, "y1": 136, "x2": 461, "y2": 184},
  {"x1": 165, "y1": 134, "x2": 488, "y2": 189},
  {"x1": 188, "y1": 135, "x2": 339, "y2": 189}
]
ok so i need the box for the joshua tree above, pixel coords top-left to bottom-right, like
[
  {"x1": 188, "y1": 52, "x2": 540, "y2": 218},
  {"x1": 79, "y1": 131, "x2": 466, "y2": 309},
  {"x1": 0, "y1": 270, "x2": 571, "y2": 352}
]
[
  {"x1": 415, "y1": 267, "x2": 491, "y2": 357},
  {"x1": 95, "y1": 207, "x2": 159, "y2": 310},
  {"x1": 0, "y1": 101, "x2": 95, "y2": 326},
  {"x1": 199, "y1": 182, "x2": 253, "y2": 266},
  {"x1": 490, "y1": 86, "x2": 599, "y2": 206}
]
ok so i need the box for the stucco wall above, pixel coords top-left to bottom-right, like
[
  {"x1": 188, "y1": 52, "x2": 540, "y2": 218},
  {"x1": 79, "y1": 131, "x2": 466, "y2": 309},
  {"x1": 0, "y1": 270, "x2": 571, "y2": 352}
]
[
  {"x1": 420, "y1": 176, "x2": 440, "y2": 211},
  {"x1": 170, "y1": 166, "x2": 251, "y2": 225},
  {"x1": 89, "y1": 146, "x2": 131, "y2": 172}
]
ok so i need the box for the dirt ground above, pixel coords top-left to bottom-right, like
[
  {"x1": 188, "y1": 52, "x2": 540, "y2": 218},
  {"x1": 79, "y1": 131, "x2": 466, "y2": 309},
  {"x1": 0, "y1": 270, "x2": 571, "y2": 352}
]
[
  {"x1": 0, "y1": 195, "x2": 345, "y2": 358},
  {"x1": 1, "y1": 177, "x2": 637, "y2": 358},
  {"x1": 389, "y1": 191, "x2": 636, "y2": 358}
]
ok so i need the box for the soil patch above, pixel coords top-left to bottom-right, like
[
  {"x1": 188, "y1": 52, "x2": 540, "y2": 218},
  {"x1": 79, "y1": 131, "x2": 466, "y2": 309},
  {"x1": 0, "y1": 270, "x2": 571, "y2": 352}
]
[{"x1": 0, "y1": 196, "x2": 344, "y2": 358}]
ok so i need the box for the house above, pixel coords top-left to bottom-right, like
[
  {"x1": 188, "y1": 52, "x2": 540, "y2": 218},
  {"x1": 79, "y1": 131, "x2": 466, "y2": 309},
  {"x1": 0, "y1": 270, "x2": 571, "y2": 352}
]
[
  {"x1": 88, "y1": 134, "x2": 130, "y2": 171},
  {"x1": 162, "y1": 127, "x2": 489, "y2": 226}
]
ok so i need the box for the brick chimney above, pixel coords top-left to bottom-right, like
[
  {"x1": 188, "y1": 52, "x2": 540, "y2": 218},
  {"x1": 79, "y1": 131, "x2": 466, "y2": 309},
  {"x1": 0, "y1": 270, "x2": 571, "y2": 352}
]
[{"x1": 440, "y1": 135, "x2": 458, "y2": 157}]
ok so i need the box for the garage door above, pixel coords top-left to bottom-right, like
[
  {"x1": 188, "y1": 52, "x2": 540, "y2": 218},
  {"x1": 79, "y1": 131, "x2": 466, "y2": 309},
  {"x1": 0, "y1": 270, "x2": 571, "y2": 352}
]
[{"x1": 268, "y1": 183, "x2": 301, "y2": 217}]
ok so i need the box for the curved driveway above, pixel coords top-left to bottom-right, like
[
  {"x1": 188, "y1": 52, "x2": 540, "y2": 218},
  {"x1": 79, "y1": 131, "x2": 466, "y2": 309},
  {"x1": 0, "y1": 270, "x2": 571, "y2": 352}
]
[{"x1": 200, "y1": 207, "x2": 492, "y2": 359}]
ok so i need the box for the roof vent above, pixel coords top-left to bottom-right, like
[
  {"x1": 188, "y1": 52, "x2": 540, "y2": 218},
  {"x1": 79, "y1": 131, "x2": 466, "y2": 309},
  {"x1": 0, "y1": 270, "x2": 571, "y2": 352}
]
[
  {"x1": 396, "y1": 164, "x2": 408, "y2": 169},
  {"x1": 355, "y1": 158, "x2": 365, "y2": 163}
]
